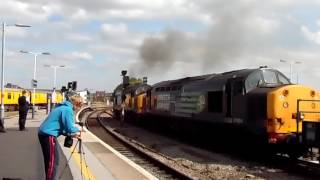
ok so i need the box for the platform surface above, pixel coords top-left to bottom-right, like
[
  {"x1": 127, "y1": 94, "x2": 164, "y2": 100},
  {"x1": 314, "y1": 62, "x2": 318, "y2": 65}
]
[
  {"x1": 0, "y1": 109, "x2": 155, "y2": 180},
  {"x1": 0, "y1": 110, "x2": 73, "y2": 180}
]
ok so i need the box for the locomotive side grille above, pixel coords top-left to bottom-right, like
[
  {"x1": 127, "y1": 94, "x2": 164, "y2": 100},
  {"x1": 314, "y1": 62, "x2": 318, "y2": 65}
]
[{"x1": 303, "y1": 122, "x2": 320, "y2": 147}]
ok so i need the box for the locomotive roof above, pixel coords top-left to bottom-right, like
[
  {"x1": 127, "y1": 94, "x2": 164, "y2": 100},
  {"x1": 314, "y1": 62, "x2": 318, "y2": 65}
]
[
  {"x1": 152, "y1": 69, "x2": 255, "y2": 87},
  {"x1": 151, "y1": 68, "x2": 274, "y2": 92},
  {"x1": 114, "y1": 83, "x2": 151, "y2": 94},
  {"x1": 187, "y1": 67, "x2": 288, "y2": 92},
  {"x1": 3, "y1": 88, "x2": 61, "y2": 93},
  {"x1": 114, "y1": 67, "x2": 286, "y2": 93},
  {"x1": 152, "y1": 73, "x2": 216, "y2": 88},
  {"x1": 4, "y1": 88, "x2": 23, "y2": 92},
  {"x1": 125, "y1": 83, "x2": 151, "y2": 92},
  {"x1": 26, "y1": 89, "x2": 62, "y2": 93}
]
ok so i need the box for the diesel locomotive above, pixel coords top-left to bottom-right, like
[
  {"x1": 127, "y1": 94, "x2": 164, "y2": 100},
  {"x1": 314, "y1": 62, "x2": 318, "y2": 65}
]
[
  {"x1": 2, "y1": 88, "x2": 63, "y2": 111},
  {"x1": 113, "y1": 66, "x2": 320, "y2": 157}
]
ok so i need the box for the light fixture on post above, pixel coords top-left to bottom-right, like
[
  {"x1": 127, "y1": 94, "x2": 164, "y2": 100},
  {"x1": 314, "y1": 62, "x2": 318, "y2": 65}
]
[
  {"x1": 0, "y1": 22, "x2": 31, "y2": 132},
  {"x1": 280, "y1": 59, "x2": 302, "y2": 83},
  {"x1": 44, "y1": 64, "x2": 66, "y2": 106},
  {"x1": 20, "y1": 50, "x2": 50, "y2": 119}
]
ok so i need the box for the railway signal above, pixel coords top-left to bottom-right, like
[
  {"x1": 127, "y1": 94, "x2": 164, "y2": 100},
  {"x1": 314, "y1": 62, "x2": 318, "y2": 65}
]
[
  {"x1": 143, "y1": 77, "x2": 147, "y2": 84},
  {"x1": 61, "y1": 86, "x2": 67, "y2": 93},
  {"x1": 31, "y1": 79, "x2": 37, "y2": 88},
  {"x1": 67, "y1": 81, "x2": 77, "y2": 91}
]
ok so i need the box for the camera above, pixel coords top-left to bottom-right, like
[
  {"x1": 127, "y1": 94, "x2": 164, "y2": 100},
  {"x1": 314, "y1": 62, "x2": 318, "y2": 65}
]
[{"x1": 64, "y1": 136, "x2": 73, "y2": 148}]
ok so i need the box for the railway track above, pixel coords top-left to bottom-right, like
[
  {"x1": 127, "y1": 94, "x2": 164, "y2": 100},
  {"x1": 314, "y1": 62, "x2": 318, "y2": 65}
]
[
  {"x1": 78, "y1": 107, "x2": 320, "y2": 179},
  {"x1": 79, "y1": 107, "x2": 193, "y2": 180},
  {"x1": 271, "y1": 153, "x2": 320, "y2": 177}
]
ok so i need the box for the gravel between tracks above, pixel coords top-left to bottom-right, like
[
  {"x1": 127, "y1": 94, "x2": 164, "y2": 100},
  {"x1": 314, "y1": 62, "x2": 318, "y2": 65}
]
[{"x1": 98, "y1": 113, "x2": 316, "y2": 180}]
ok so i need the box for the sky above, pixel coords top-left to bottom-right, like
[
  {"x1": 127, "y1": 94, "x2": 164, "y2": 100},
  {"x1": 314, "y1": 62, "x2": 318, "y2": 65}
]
[{"x1": 1, "y1": 0, "x2": 320, "y2": 92}]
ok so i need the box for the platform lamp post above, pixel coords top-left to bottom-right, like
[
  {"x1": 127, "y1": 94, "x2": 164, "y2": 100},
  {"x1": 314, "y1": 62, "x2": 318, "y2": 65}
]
[
  {"x1": 280, "y1": 59, "x2": 302, "y2": 83},
  {"x1": 0, "y1": 22, "x2": 31, "y2": 132},
  {"x1": 20, "y1": 50, "x2": 50, "y2": 119},
  {"x1": 44, "y1": 64, "x2": 65, "y2": 106}
]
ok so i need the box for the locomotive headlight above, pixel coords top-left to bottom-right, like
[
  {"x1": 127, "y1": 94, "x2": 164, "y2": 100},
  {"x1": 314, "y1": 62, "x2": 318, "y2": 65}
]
[
  {"x1": 311, "y1": 90, "x2": 316, "y2": 97},
  {"x1": 282, "y1": 89, "x2": 289, "y2": 97},
  {"x1": 299, "y1": 113, "x2": 305, "y2": 120},
  {"x1": 283, "y1": 102, "x2": 289, "y2": 108}
]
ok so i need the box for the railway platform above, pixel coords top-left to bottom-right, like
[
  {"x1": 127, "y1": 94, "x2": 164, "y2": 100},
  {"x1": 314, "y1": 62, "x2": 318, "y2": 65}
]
[{"x1": 0, "y1": 109, "x2": 155, "y2": 180}]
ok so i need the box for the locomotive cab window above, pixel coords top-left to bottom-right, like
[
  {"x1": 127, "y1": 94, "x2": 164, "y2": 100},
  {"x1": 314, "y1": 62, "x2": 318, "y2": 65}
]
[
  {"x1": 8, "y1": 93, "x2": 11, "y2": 99},
  {"x1": 245, "y1": 69, "x2": 290, "y2": 91},
  {"x1": 262, "y1": 69, "x2": 290, "y2": 86},
  {"x1": 245, "y1": 71, "x2": 263, "y2": 92},
  {"x1": 278, "y1": 72, "x2": 290, "y2": 85},
  {"x1": 263, "y1": 70, "x2": 278, "y2": 84}
]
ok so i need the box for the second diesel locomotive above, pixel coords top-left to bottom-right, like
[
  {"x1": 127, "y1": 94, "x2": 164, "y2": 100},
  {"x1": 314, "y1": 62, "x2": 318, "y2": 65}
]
[
  {"x1": 2, "y1": 88, "x2": 63, "y2": 111},
  {"x1": 113, "y1": 66, "x2": 320, "y2": 157}
]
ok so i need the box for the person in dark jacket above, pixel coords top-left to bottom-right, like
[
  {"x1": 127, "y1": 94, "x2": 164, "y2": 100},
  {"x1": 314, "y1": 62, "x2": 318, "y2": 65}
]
[
  {"x1": 18, "y1": 90, "x2": 29, "y2": 131},
  {"x1": 0, "y1": 119, "x2": 5, "y2": 133},
  {"x1": 38, "y1": 94, "x2": 82, "y2": 180}
]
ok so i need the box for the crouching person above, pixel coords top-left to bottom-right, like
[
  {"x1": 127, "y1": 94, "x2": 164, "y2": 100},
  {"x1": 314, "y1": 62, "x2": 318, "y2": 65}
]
[{"x1": 38, "y1": 94, "x2": 83, "y2": 180}]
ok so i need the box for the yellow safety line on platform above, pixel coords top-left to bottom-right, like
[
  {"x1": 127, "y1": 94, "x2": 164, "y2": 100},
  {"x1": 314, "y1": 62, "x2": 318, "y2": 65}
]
[{"x1": 69, "y1": 145, "x2": 96, "y2": 180}]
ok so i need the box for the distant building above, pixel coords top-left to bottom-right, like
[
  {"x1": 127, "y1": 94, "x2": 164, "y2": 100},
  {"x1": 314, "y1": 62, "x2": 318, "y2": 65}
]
[
  {"x1": 91, "y1": 91, "x2": 105, "y2": 102},
  {"x1": 91, "y1": 91, "x2": 113, "y2": 103}
]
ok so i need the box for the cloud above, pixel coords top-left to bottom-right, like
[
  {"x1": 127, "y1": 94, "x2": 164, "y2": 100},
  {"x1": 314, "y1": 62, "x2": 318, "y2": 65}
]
[
  {"x1": 66, "y1": 33, "x2": 92, "y2": 42},
  {"x1": 101, "y1": 23, "x2": 128, "y2": 35},
  {"x1": 301, "y1": 26, "x2": 320, "y2": 45},
  {"x1": 134, "y1": 1, "x2": 285, "y2": 75},
  {"x1": 70, "y1": 8, "x2": 88, "y2": 21},
  {"x1": 1, "y1": 0, "x2": 320, "y2": 91},
  {"x1": 69, "y1": 51, "x2": 93, "y2": 60}
]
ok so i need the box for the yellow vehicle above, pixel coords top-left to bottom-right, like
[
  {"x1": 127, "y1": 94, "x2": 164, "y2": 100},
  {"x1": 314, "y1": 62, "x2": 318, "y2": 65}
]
[
  {"x1": 1, "y1": 88, "x2": 64, "y2": 111},
  {"x1": 29, "y1": 89, "x2": 64, "y2": 108},
  {"x1": 2, "y1": 88, "x2": 24, "y2": 111},
  {"x1": 55, "y1": 92, "x2": 63, "y2": 103}
]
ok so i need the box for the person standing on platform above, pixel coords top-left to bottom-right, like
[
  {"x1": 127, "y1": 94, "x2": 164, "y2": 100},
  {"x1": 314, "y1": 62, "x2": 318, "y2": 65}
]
[
  {"x1": 38, "y1": 94, "x2": 82, "y2": 180},
  {"x1": 18, "y1": 90, "x2": 29, "y2": 131},
  {"x1": 0, "y1": 119, "x2": 5, "y2": 133}
]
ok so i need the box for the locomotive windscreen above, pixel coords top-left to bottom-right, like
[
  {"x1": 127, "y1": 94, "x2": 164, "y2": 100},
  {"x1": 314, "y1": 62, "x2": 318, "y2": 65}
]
[{"x1": 245, "y1": 69, "x2": 290, "y2": 93}]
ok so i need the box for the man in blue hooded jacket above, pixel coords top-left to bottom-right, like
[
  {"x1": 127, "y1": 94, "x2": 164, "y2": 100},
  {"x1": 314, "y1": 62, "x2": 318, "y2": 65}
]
[{"x1": 38, "y1": 95, "x2": 82, "y2": 180}]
